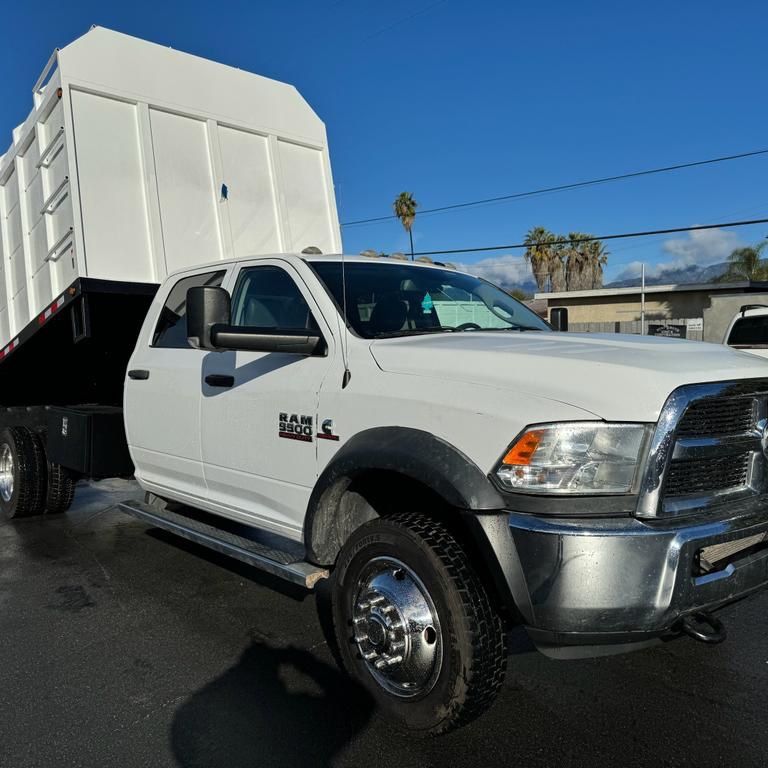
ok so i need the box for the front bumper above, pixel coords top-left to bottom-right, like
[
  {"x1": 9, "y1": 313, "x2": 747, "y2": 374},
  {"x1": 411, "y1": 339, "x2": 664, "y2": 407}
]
[{"x1": 476, "y1": 500, "x2": 768, "y2": 657}]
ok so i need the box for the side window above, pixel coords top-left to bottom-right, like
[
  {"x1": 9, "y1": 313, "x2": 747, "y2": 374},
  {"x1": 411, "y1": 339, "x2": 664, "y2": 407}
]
[
  {"x1": 152, "y1": 270, "x2": 225, "y2": 348},
  {"x1": 728, "y1": 315, "x2": 768, "y2": 346},
  {"x1": 231, "y1": 265, "x2": 316, "y2": 330}
]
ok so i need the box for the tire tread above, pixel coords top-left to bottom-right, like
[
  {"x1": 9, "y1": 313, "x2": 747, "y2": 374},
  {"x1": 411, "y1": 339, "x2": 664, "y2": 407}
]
[
  {"x1": 38, "y1": 428, "x2": 76, "y2": 514},
  {"x1": 383, "y1": 512, "x2": 507, "y2": 732},
  {"x1": 3, "y1": 427, "x2": 47, "y2": 517}
]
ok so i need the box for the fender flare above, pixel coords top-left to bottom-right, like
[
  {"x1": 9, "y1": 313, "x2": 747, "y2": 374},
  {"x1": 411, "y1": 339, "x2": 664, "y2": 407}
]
[{"x1": 304, "y1": 426, "x2": 505, "y2": 564}]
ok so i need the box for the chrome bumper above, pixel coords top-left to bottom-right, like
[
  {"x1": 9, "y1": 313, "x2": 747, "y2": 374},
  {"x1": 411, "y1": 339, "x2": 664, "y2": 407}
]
[{"x1": 497, "y1": 502, "x2": 768, "y2": 654}]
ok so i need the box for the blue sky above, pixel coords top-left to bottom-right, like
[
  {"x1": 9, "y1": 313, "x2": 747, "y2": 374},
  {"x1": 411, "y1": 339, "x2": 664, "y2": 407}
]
[{"x1": 1, "y1": 0, "x2": 765, "y2": 286}]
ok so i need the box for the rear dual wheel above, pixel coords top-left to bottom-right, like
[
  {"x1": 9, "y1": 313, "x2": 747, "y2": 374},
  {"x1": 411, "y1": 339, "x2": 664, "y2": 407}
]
[
  {"x1": 0, "y1": 426, "x2": 76, "y2": 521},
  {"x1": 332, "y1": 512, "x2": 507, "y2": 734},
  {"x1": 0, "y1": 427, "x2": 47, "y2": 520},
  {"x1": 38, "y1": 428, "x2": 77, "y2": 515}
]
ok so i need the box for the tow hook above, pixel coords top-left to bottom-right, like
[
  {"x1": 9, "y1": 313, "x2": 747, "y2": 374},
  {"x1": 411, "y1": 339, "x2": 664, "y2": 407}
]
[{"x1": 678, "y1": 611, "x2": 727, "y2": 645}]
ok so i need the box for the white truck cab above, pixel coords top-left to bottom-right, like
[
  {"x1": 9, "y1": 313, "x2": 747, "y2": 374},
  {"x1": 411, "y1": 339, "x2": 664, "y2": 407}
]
[
  {"x1": 122, "y1": 252, "x2": 768, "y2": 733},
  {"x1": 724, "y1": 304, "x2": 768, "y2": 358}
]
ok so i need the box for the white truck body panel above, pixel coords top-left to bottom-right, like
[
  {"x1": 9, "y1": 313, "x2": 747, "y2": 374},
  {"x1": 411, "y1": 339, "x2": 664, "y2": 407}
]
[
  {"x1": 369, "y1": 331, "x2": 768, "y2": 422},
  {"x1": 0, "y1": 27, "x2": 341, "y2": 350},
  {"x1": 125, "y1": 254, "x2": 768, "y2": 539}
]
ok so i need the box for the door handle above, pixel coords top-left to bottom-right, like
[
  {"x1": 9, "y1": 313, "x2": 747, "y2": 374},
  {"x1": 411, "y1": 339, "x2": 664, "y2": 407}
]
[
  {"x1": 128, "y1": 369, "x2": 150, "y2": 380},
  {"x1": 205, "y1": 374, "x2": 235, "y2": 388}
]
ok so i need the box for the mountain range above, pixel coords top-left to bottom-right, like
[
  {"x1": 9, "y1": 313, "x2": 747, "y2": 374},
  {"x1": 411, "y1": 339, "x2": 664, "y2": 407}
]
[
  {"x1": 497, "y1": 261, "x2": 737, "y2": 296},
  {"x1": 605, "y1": 261, "x2": 732, "y2": 288}
]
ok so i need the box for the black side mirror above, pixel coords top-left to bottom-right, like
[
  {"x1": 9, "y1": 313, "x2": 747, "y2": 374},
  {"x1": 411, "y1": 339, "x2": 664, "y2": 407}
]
[
  {"x1": 186, "y1": 284, "x2": 323, "y2": 356},
  {"x1": 187, "y1": 286, "x2": 231, "y2": 351},
  {"x1": 550, "y1": 307, "x2": 568, "y2": 332}
]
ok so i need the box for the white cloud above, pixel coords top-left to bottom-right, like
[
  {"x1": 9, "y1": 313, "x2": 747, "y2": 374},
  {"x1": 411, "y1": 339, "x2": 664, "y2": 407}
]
[
  {"x1": 615, "y1": 228, "x2": 743, "y2": 282},
  {"x1": 455, "y1": 254, "x2": 534, "y2": 289}
]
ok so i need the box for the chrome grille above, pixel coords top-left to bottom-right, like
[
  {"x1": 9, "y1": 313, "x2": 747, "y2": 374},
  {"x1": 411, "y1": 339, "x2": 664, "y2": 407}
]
[
  {"x1": 637, "y1": 378, "x2": 768, "y2": 518},
  {"x1": 676, "y1": 397, "x2": 754, "y2": 438},
  {"x1": 665, "y1": 452, "x2": 751, "y2": 497}
]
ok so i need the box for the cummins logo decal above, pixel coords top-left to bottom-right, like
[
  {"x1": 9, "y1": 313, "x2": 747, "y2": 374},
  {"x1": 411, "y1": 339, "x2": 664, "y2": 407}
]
[{"x1": 279, "y1": 412, "x2": 313, "y2": 442}]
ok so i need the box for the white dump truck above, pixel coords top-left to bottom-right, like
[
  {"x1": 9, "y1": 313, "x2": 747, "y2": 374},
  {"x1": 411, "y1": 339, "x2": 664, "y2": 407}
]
[{"x1": 2, "y1": 27, "x2": 768, "y2": 736}]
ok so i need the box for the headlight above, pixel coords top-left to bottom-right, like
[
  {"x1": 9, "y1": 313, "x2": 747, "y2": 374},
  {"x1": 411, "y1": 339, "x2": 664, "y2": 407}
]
[{"x1": 495, "y1": 422, "x2": 649, "y2": 494}]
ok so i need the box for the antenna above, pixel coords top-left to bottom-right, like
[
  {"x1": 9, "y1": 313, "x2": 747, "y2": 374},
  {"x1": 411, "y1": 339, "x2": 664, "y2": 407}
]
[{"x1": 340, "y1": 251, "x2": 352, "y2": 388}]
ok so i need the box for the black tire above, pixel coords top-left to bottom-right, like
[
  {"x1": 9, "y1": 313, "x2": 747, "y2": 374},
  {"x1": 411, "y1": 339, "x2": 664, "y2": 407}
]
[
  {"x1": 332, "y1": 512, "x2": 507, "y2": 734},
  {"x1": 38, "y1": 429, "x2": 77, "y2": 514},
  {"x1": 0, "y1": 426, "x2": 48, "y2": 520},
  {"x1": 45, "y1": 461, "x2": 76, "y2": 514}
]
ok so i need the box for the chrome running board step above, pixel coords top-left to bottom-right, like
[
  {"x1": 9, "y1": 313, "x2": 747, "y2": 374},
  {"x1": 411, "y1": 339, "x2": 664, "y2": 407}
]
[{"x1": 117, "y1": 499, "x2": 328, "y2": 589}]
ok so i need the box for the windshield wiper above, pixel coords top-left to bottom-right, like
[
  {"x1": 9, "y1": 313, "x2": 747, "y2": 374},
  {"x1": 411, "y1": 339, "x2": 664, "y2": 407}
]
[
  {"x1": 479, "y1": 325, "x2": 544, "y2": 332},
  {"x1": 373, "y1": 327, "x2": 455, "y2": 339}
]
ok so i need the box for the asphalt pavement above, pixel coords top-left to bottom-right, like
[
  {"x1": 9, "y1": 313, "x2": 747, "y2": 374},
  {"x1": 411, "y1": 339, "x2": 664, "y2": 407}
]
[{"x1": 1, "y1": 480, "x2": 766, "y2": 768}]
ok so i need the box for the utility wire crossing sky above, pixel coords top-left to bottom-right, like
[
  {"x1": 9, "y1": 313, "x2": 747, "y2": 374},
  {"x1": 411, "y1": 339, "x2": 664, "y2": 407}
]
[{"x1": 343, "y1": 147, "x2": 768, "y2": 227}]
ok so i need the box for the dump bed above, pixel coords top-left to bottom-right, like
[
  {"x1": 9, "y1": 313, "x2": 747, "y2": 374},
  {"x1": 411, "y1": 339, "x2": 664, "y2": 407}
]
[{"x1": 0, "y1": 27, "x2": 341, "y2": 352}]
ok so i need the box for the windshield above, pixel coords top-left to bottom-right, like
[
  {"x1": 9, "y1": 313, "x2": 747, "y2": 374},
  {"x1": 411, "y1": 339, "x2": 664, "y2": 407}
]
[{"x1": 310, "y1": 260, "x2": 551, "y2": 339}]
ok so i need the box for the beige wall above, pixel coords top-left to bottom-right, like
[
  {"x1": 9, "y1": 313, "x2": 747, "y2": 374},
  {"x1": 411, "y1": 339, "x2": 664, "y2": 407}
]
[
  {"x1": 546, "y1": 291, "x2": 713, "y2": 324},
  {"x1": 703, "y1": 292, "x2": 768, "y2": 343}
]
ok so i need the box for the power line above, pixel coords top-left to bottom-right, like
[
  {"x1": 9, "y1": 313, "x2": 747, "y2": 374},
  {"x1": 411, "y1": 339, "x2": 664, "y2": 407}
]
[
  {"x1": 361, "y1": 0, "x2": 448, "y2": 42},
  {"x1": 341, "y1": 148, "x2": 768, "y2": 227},
  {"x1": 411, "y1": 217, "x2": 768, "y2": 257}
]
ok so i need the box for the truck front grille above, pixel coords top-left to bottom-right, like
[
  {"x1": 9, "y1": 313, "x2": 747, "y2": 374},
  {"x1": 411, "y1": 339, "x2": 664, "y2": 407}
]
[
  {"x1": 676, "y1": 397, "x2": 754, "y2": 438},
  {"x1": 638, "y1": 379, "x2": 768, "y2": 517},
  {"x1": 665, "y1": 452, "x2": 751, "y2": 497}
]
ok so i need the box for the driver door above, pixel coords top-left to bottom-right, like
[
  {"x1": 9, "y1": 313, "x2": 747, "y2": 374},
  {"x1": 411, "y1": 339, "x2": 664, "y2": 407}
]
[{"x1": 199, "y1": 260, "x2": 334, "y2": 536}]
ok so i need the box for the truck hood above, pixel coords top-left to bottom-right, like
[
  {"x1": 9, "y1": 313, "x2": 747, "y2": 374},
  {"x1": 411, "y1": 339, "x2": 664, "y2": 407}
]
[{"x1": 369, "y1": 332, "x2": 768, "y2": 422}]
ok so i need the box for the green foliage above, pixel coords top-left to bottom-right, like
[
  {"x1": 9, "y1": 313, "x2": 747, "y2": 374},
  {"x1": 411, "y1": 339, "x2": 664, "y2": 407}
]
[
  {"x1": 724, "y1": 242, "x2": 768, "y2": 281},
  {"x1": 393, "y1": 192, "x2": 418, "y2": 232},
  {"x1": 524, "y1": 227, "x2": 608, "y2": 292},
  {"x1": 393, "y1": 191, "x2": 418, "y2": 259}
]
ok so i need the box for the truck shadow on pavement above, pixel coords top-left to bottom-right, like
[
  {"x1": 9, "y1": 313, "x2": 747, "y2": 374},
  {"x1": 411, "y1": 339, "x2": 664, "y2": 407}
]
[
  {"x1": 146, "y1": 528, "x2": 313, "y2": 603},
  {"x1": 170, "y1": 640, "x2": 374, "y2": 768}
]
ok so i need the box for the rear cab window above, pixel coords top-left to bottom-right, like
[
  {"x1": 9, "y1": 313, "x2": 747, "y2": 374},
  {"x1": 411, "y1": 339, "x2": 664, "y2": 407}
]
[
  {"x1": 727, "y1": 314, "x2": 768, "y2": 347},
  {"x1": 152, "y1": 270, "x2": 226, "y2": 348}
]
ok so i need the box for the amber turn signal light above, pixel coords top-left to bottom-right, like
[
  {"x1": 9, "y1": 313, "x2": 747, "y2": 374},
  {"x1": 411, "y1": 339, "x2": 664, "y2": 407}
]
[{"x1": 502, "y1": 429, "x2": 545, "y2": 466}]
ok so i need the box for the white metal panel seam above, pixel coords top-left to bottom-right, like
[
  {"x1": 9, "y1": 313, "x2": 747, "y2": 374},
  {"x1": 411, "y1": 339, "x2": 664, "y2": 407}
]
[
  {"x1": 0, "y1": 167, "x2": 13, "y2": 325},
  {"x1": 62, "y1": 81, "x2": 88, "y2": 281},
  {"x1": 136, "y1": 102, "x2": 166, "y2": 282},
  {"x1": 206, "y1": 120, "x2": 234, "y2": 262},
  {"x1": 15, "y1": 153, "x2": 35, "y2": 325},
  {"x1": 267, "y1": 134, "x2": 290, "y2": 251}
]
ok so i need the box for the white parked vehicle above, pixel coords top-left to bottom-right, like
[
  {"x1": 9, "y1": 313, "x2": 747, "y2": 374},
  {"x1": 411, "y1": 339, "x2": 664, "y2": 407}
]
[
  {"x1": 120, "y1": 252, "x2": 768, "y2": 732},
  {"x1": 723, "y1": 305, "x2": 768, "y2": 358},
  {"x1": 2, "y1": 28, "x2": 768, "y2": 736}
]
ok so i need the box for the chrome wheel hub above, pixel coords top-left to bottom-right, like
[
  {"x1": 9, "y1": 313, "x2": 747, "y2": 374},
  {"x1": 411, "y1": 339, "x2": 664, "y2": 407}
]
[
  {"x1": 352, "y1": 557, "x2": 442, "y2": 698},
  {"x1": 0, "y1": 443, "x2": 14, "y2": 502}
]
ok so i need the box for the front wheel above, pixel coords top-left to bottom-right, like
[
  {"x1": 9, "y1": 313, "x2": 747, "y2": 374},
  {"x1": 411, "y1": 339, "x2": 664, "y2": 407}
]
[{"x1": 332, "y1": 512, "x2": 507, "y2": 734}]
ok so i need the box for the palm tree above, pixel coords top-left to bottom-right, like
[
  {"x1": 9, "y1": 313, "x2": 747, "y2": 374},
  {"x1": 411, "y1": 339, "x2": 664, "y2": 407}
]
[
  {"x1": 393, "y1": 192, "x2": 418, "y2": 260},
  {"x1": 587, "y1": 239, "x2": 609, "y2": 289},
  {"x1": 551, "y1": 241, "x2": 568, "y2": 292},
  {"x1": 564, "y1": 233, "x2": 608, "y2": 290},
  {"x1": 726, "y1": 242, "x2": 768, "y2": 281},
  {"x1": 564, "y1": 232, "x2": 591, "y2": 291},
  {"x1": 523, "y1": 227, "x2": 557, "y2": 291}
]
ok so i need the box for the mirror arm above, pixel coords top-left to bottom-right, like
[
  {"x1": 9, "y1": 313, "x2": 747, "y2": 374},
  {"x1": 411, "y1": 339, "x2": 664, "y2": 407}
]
[{"x1": 210, "y1": 325, "x2": 324, "y2": 355}]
